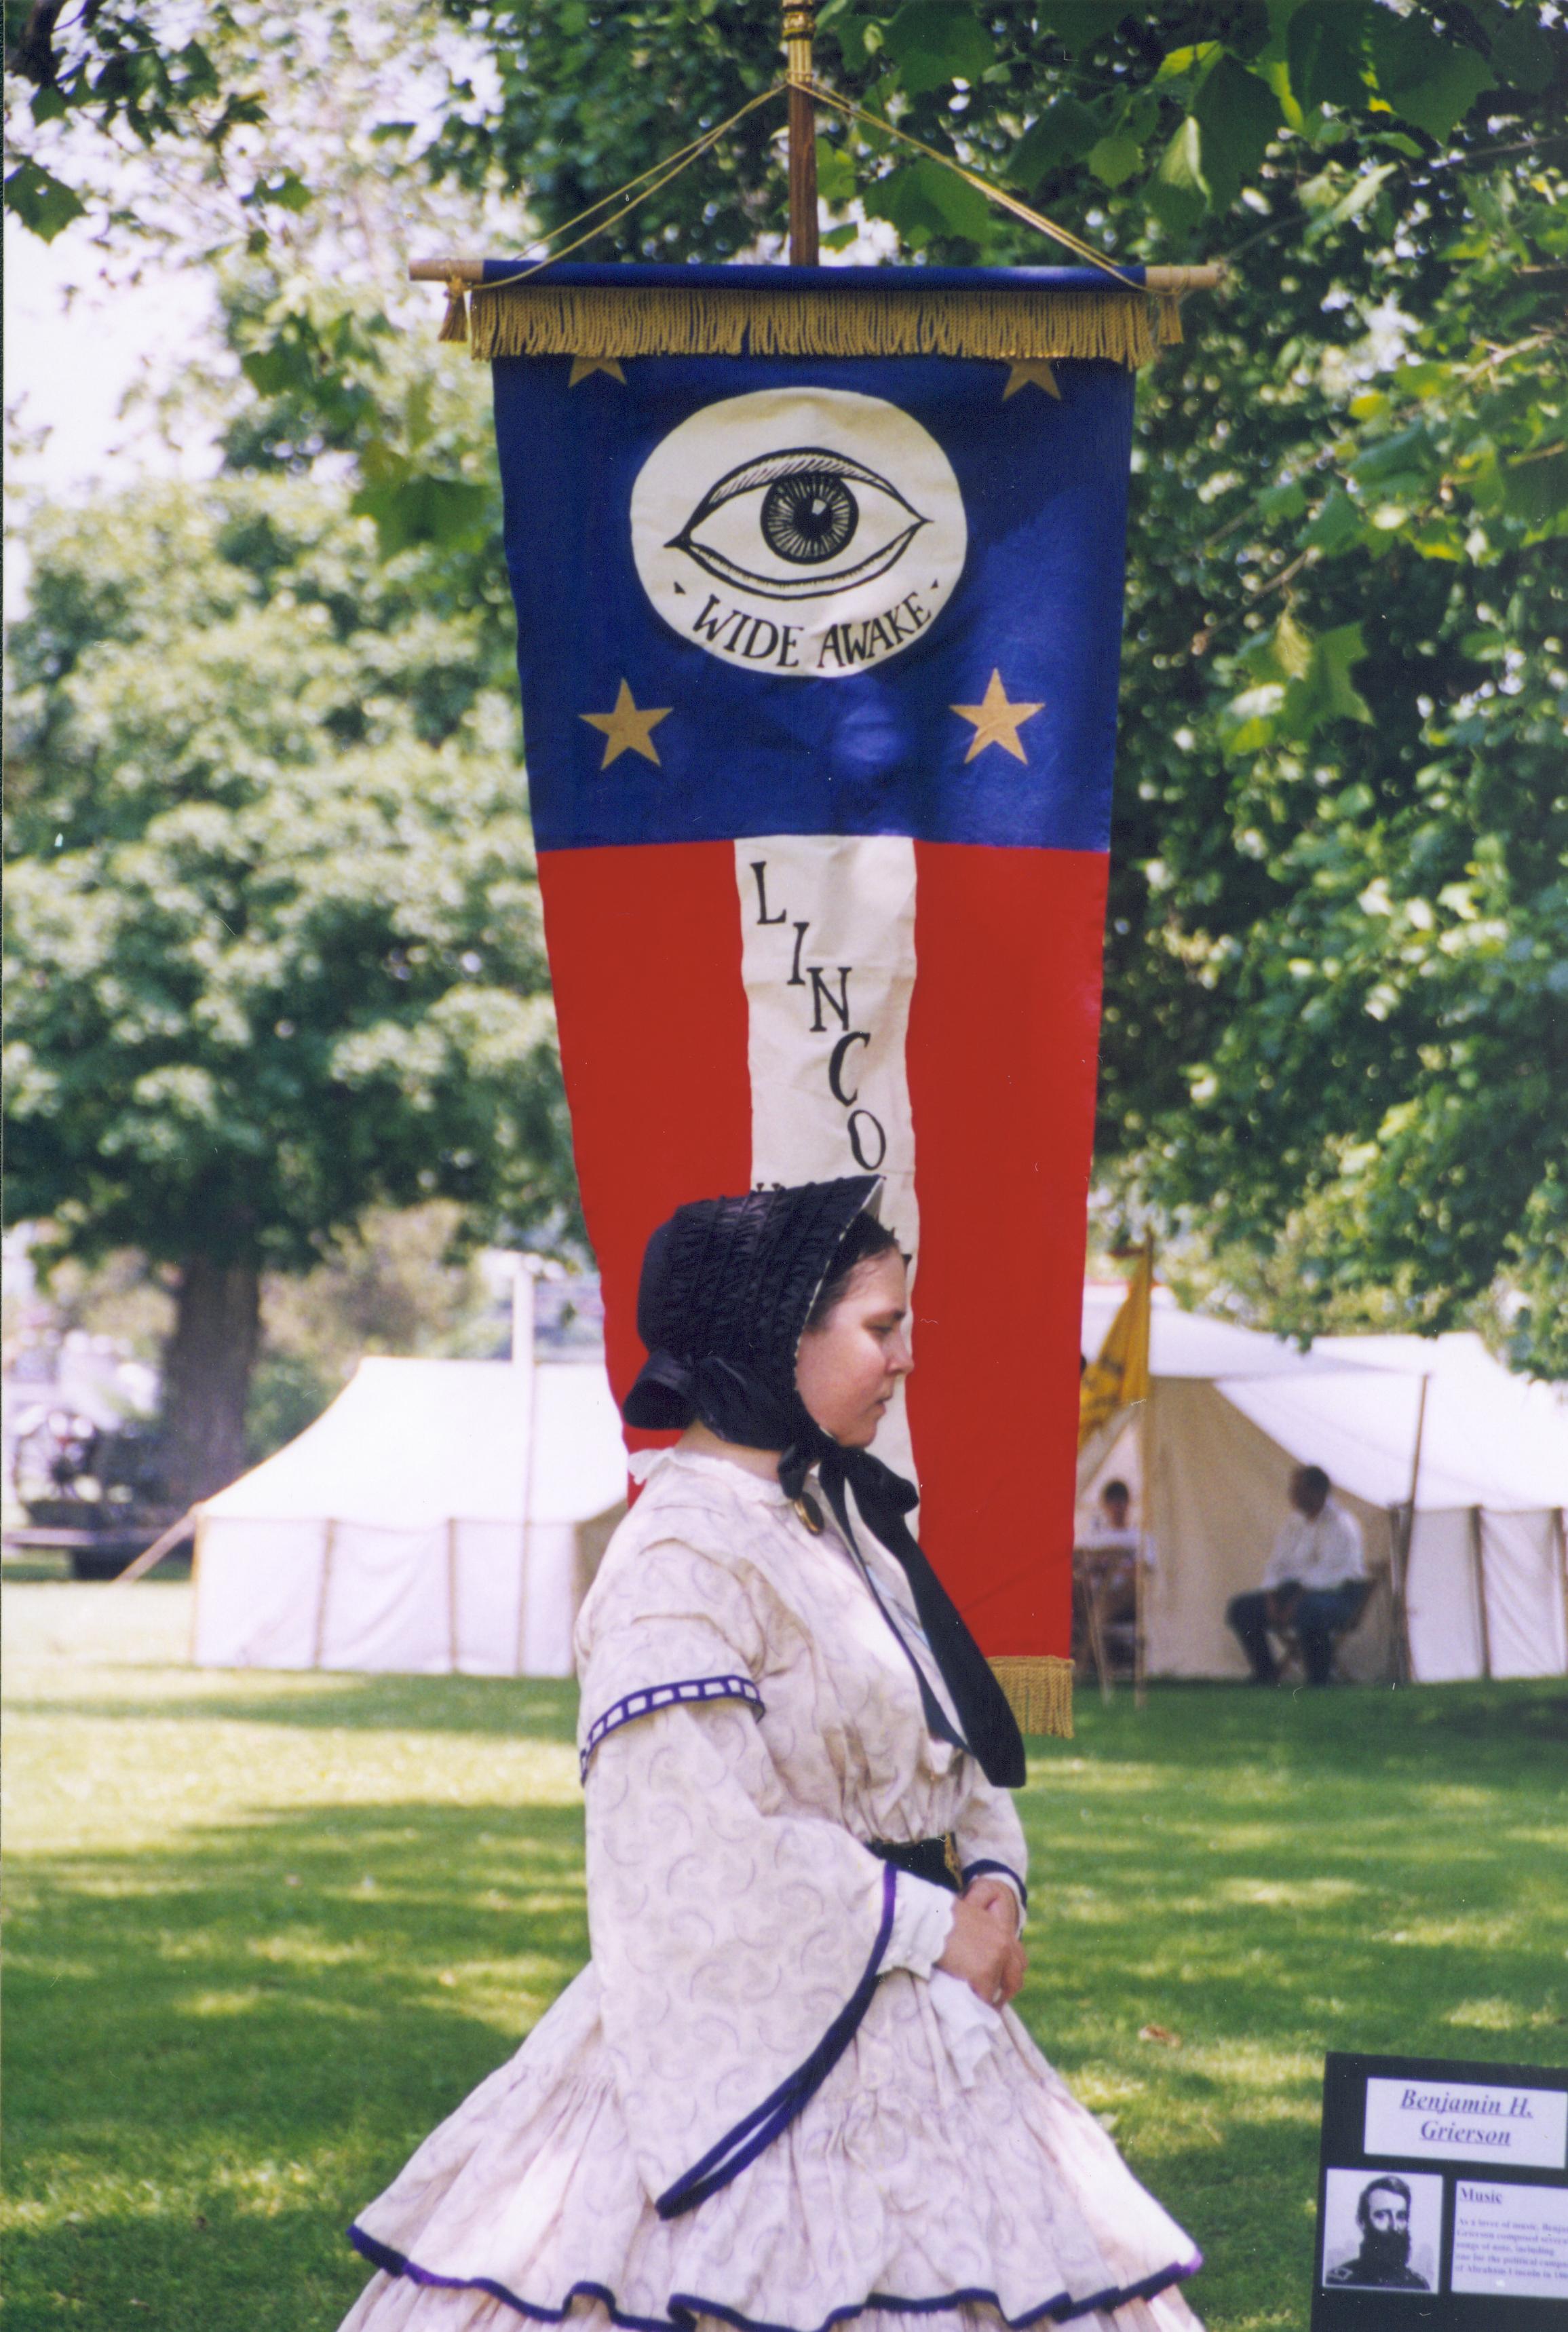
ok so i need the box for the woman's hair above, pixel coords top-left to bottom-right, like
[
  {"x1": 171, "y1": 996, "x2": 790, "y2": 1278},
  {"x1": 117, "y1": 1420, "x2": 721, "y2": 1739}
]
[{"x1": 803, "y1": 1210, "x2": 901, "y2": 1332}]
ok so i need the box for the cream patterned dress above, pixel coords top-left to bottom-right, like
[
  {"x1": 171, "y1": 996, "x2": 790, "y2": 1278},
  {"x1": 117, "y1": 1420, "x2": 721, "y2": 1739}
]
[{"x1": 342, "y1": 1448, "x2": 1204, "y2": 2331}]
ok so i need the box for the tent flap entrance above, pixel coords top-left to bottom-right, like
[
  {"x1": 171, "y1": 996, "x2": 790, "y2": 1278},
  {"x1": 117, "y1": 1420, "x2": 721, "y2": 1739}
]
[{"x1": 1079, "y1": 1293, "x2": 1568, "y2": 1685}]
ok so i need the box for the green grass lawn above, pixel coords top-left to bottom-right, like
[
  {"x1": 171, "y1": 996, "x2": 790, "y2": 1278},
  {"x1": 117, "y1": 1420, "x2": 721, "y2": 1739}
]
[{"x1": 4, "y1": 1582, "x2": 1565, "y2": 2332}]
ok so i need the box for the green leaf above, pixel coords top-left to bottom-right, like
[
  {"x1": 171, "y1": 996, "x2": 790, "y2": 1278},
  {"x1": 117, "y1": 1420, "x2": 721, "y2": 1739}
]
[
  {"x1": 1488, "y1": 8, "x2": 1556, "y2": 94},
  {"x1": 1220, "y1": 681, "x2": 1286, "y2": 756},
  {"x1": 1295, "y1": 621, "x2": 1374, "y2": 728},
  {"x1": 1146, "y1": 116, "x2": 1206, "y2": 227},
  {"x1": 30, "y1": 85, "x2": 68, "y2": 124},
  {"x1": 816, "y1": 135, "x2": 857, "y2": 206},
  {"x1": 1302, "y1": 160, "x2": 1396, "y2": 243},
  {"x1": 3, "y1": 160, "x2": 87, "y2": 240},
  {"x1": 826, "y1": 9, "x2": 877, "y2": 72},
  {"x1": 242, "y1": 170, "x2": 312, "y2": 213},
  {"x1": 883, "y1": 2, "x2": 995, "y2": 92},
  {"x1": 1008, "y1": 98, "x2": 1101, "y2": 190},
  {"x1": 1256, "y1": 478, "x2": 1308, "y2": 523},
  {"x1": 1501, "y1": 448, "x2": 1568, "y2": 529},
  {"x1": 1350, "y1": 425, "x2": 1435, "y2": 487},
  {"x1": 1036, "y1": 3, "x2": 1134, "y2": 54},
  {"x1": 240, "y1": 335, "x2": 318, "y2": 398},
  {"x1": 1193, "y1": 56, "x2": 1283, "y2": 210},
  {"x1": 1301, "y1": 487, "x2": 1365, "y2": 556},
  {"x1": 820, "y1": 221, "x2": 860, "y2": 251},
  {"x1": 1287, "y1": 0, "x2": 1373, "y2": 111},
  {"x1": 1368, "y1": 11, "x2": 1493, "y2": 142},
  {"x1": 1241, "y1": 606, "x2": 1314, "y2": 682},
  {"x1": 350, "y1": 472, "x2": 491, "y2": 558},
  {"x1": 862, "y1": 156, "x2": 989, "y2": 246},
  {"x1": 1087, "y1": 128, "x2": 1143, "y2": 189},
  {"x1": 1155, "y1": 43, "x2": 1221, "y2": 86}
]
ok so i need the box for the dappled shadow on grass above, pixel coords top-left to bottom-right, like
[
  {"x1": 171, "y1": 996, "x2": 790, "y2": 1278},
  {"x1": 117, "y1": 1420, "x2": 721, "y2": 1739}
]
[
  {"x1": 4, "y1": 1797, "x2": 588, "y2": 2332},
  {"x1": 12, "y1": 1672, "x2": 582, "y2": 1744},
  {"x1": 7, "y1": 1680, "x2": 1565, "y2": 2332},
  {"x1": 1013, "y1": 1680, "x2": 1568, "y2": 2330},
  {"x1": 1033, "y1": 1676, "x2": 1568, "y2": 1773}
]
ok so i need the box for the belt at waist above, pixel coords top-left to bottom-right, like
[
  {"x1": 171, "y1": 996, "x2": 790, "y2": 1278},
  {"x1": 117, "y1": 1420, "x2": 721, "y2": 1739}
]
[{"x1": 867, "y1": 1833, "x2": 962, "y2": 1894}]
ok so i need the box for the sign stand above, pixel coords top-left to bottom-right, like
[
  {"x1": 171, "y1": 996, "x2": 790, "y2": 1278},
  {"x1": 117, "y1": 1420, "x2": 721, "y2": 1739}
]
[{"x1": 1313, "y1": 2051, "x2": 1568, "y2": 2326}]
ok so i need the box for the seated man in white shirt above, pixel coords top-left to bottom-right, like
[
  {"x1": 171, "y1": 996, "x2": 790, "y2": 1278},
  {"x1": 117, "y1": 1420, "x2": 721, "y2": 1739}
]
[
  {"x1": 1227, "y1": 1464, "x2": 1366, "y2": 1687},
  {"x1": 1075, "y1": 1478, "x2": 1141, "y2": 1649}
]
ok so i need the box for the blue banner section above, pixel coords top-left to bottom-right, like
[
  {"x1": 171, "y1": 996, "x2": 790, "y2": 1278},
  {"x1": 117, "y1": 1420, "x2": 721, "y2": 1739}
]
[
  {"x1": 479, "y1": 259, "x2": 1150, "y2": 294},
  {"x1": 491, "y1": 271, "x2": 1135, "y2": 854}
]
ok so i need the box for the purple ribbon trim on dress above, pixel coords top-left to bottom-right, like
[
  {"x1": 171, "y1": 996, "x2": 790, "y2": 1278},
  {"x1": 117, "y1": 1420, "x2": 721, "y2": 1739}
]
[
  {"x1": 347, "y1": 2225, "x2": 1204, "y2": 2331},
  {"x1": 959, "y1": 1858, "x2": 1029, "y2": 1913},
  {"x1": 655, "y1": 1860, "x2": 899, "y2": 2219},
  {"x1": 578, "y1": 1674, "x2": 763, "y2": 1782}
]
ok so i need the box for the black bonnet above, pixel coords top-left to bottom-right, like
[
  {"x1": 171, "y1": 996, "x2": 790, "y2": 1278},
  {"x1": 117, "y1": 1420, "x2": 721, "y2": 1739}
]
[
  {"x1": 624, "y1": 1176, "x2": 881, "y2": 1437},
  {"x1": 619, "y1": 1172, "x2": 1027, "y2": 1790}
]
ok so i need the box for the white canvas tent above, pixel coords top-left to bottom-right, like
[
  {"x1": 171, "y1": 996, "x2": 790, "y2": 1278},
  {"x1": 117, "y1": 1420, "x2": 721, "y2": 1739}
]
[
  {"x1": 1079, "y1": 1290, "x2": 1568, "y2": 1685},
  {"x1": 191, "y1": 1357, "x2": 628, "y2": 1676}
]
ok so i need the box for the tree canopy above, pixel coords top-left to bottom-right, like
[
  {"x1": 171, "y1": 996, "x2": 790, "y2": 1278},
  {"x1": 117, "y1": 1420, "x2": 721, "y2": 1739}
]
[
  {"x1": 3, "y1": 478, "x2": 573, "y2": 1492},
  {"x1": 6, "y1": 0, "x2": 1565, "y2": 1372}
]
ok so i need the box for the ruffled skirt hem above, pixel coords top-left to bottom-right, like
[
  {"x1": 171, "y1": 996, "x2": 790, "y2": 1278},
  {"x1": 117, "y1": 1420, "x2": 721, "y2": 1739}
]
[
  {"x1": 349, "y1": 2225, "x2": 1204, "y2": 2331},
  {"x1": 339, "y1": 1966, "x2": 1204, "y2": 2332}
]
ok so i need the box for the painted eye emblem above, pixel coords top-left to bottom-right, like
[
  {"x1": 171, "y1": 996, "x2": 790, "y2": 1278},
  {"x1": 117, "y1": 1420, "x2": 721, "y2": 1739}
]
[
  {"x1": 667, "y1": 447, "x2": 928, "y2": 601},
  {"x1": 762, "y1": 469, "x2": 858, "y2": 563}
]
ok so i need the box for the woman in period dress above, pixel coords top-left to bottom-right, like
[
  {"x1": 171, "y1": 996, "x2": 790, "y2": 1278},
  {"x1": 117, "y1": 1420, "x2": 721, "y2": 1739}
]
[{"x1": 341, "y1": 1176, "x2": 1204, "y2": 2332}]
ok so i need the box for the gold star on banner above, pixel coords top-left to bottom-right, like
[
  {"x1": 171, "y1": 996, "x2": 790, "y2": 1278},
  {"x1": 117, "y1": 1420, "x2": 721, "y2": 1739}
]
[
  {"x1": 1002, "y1": 358, "x2": 1060, "y2": 400},
  {"x1": 951, "y1": 669, "x2": 1045, "y2": 764},
  {"x1": 581, "y1": 680, "x2": 671, "y2": 768},
  {"x1": 568, "y1": 356, "x2": 626, "y2": 385}
]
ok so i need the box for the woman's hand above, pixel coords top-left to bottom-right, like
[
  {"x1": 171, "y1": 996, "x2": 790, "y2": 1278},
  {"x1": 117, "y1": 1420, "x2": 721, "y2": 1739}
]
[
  {"x1": 961, "y1": 1875, "x2": 1020, "y2": 1936},
  {"x1": 936, "y1": 1884, "x2": 1027, "y2": 2008}
]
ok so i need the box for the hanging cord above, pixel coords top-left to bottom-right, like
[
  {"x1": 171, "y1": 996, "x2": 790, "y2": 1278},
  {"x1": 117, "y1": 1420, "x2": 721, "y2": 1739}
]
[
  {"x1": 441, "y1": 82, "x2": 789, "y2": 339},
  {"x1": 435, "y1": 75, "x2": 1168, "y2": 343},
  {"x1": 808, "y1": 83, "x2": 1142, "y2": 287}
]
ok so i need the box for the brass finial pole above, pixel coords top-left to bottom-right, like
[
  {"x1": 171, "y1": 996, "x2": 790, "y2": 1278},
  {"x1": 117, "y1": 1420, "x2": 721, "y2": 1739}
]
[{"x1": 783, "y1": 1, "x2": 818, "y2": 265}]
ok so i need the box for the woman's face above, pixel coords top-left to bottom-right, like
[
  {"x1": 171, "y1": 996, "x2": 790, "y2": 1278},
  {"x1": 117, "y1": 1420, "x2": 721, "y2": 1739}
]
[{"x1": 795, "y1": 1249, "x2": 913, "y2": 1448}]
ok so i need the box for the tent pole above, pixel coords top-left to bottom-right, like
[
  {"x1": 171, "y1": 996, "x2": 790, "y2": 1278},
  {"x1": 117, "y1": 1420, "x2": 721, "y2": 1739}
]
[
  {"x1": 109, "y1": 1506, "x2": 196, "y2": 1585},
  {"x1": 1079, "y1": 1555, "x2": 1113, "y2": 1704},
  {"x1": 1134, "y1": 1395, "x2": 1149, "y2": 1711},
  {"x1": 1468, "y1": 1506, "x2": 1492, "y2": 1680},
  {"x1": 447, "y1": 1515, "x2": 461, "y2": 1675},
  {"x1": 1554, "y1": 1507, "x2": 1568, "y2": 1672},
  {"x1": 1392, "y1": 1374, "x2": 1429, "y2": 1685},
  {"x1": 313, "y1": 1519, "x2": 337, "y2": 1669},
  {"x1": 514, "y1": 1258, "x2": 543, "y2": 1676},
  {"x1": 187, "y1": 1516, "x2": 203, "y2": 1661}
]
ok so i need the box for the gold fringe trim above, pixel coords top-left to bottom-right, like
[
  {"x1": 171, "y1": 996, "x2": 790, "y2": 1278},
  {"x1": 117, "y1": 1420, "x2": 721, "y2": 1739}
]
[
  {"x1": 467, "y1": 284, "x2": 1179, "y2": 370},
  {"x1": 989, "y1": 1655, "x2": 1075, "y2": 1741},
  {"x1": 438, "y1": 277, "x2": 470, "y2": 344}
]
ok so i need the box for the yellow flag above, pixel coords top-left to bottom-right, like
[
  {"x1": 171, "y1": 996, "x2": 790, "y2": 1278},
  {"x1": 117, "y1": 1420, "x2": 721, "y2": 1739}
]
[{"x1": 1079, "y1": 1239, "x2": 1153, "y2": 1448}]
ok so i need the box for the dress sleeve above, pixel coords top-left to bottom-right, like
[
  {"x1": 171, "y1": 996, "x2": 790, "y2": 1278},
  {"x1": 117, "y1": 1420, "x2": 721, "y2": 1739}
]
[
  {"x1": 952, "y1": 1759, "x2": 1030, "y2": 1917},
  {"x1": 579, "y1": 1537, "x2": 897, "y2": 2219}
]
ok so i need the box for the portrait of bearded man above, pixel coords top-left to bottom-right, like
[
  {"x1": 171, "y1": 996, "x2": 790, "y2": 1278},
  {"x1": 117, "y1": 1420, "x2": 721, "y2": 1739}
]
[{"x1": 1325, "y1": 2175, "x2": 1431, "y2": 2290}]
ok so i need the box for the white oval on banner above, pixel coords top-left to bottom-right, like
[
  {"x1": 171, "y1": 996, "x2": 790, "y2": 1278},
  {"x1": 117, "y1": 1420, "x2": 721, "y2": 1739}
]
[{"x1": 630, "y1": 388, "x2": 967, "y2": 679}]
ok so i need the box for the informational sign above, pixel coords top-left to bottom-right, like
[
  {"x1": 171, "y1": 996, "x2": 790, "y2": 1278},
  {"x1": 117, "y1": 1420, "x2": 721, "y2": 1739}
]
[{"x1": 1314, "y1": 2052, "x2": 1568, "y2": 2329}]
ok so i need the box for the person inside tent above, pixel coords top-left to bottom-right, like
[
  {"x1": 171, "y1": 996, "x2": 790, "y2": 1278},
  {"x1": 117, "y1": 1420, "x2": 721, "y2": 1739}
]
[
  {"x1": 1074, "y1": 1478, "x2": 1143, "y2": 1672},
  {"x1": 1226, "y1": 1464, "x2": 1366, "y2": 1687},
  {"x1": 1089, "y1": 1478, "x2": 1138, "y2": 1553},
  {"x1": 341, "y1": 1175, "x2": 1204, "y2": 2332}
]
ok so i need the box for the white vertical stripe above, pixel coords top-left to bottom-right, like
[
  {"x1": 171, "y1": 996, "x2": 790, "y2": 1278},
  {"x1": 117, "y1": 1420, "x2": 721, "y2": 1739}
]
[{"x1": 735, "y1": 836, "x2": 920, "y2": 1490}]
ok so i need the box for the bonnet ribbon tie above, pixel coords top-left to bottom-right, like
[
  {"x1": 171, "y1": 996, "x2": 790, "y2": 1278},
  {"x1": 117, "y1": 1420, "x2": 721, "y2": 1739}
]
[{"x1": 799, "y1": 1442, "x2": 1027, "y2": 1790}]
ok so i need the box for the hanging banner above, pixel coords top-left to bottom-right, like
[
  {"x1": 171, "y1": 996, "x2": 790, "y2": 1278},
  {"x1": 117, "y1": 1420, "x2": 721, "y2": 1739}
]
[{"x1": 486, "y1": 261, "x2": 1159, "y2": 1729}]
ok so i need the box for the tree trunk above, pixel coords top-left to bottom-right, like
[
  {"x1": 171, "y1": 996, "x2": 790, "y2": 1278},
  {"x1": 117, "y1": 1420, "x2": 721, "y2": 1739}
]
[{"x1": 160, "y1": 1256, "x2": 261, "y2": 1507}]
